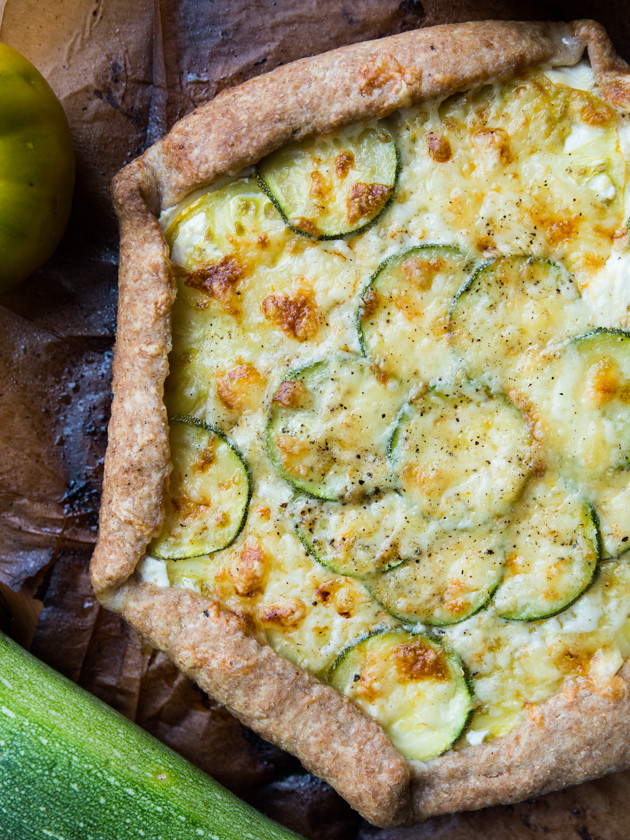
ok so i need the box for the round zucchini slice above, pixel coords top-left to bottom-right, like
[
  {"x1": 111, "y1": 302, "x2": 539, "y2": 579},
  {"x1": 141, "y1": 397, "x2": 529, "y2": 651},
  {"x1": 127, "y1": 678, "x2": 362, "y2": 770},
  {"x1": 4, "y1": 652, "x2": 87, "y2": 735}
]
[
  {"x1": 256, "y1": 123, "x2": 398, "y2": 239},
  {"x1": 531, "y1": 329, "x2": 630, "y2": 476},
  {"x1": 266, "y1": 355, "x2": 403, "y2": 501},
  {"x1": 368, "y1": 527, "x2": 505, "y2": 626},
  {"x1": 493, "y1": 472, "x2": 599, "y2": 621},
  {"x1": 292, "y1": 492, "x2": 427, "y2": 577},
  {"x1": 389, "y1": 384, "x2": 536, "y2": 527},
  {"x1": 148, "y1": 417, "x2": 251, "y2": 560},
  {"x1": 164, "y1": 177, "x2": 280, "y2": 270},
  {"x1": 358, "y1": 244, "x2": 471, "y2": 382},
  {"x1": 585, "y1": 469, "x2": 630, "y2": 559},
  {"x1": 448, "y1": 255, "x2": 586, "y2": 386},
  {"x1": 327, "y1": 629, "x2": 472, "y2": 761}
]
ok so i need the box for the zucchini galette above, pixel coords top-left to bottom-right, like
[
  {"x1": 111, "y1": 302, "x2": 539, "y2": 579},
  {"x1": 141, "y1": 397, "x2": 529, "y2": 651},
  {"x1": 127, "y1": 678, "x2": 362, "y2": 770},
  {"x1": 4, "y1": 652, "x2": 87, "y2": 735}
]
[{"x1": 92, "y1": 20, "x2": 630, "y2": 827}]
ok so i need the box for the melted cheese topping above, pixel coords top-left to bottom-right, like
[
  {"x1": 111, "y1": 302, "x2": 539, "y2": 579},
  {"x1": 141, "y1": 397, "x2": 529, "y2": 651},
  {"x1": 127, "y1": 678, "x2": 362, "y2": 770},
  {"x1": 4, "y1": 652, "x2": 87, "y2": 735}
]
[{"x1": 141, "y1": 65, "x2": 630, "y2": 754}]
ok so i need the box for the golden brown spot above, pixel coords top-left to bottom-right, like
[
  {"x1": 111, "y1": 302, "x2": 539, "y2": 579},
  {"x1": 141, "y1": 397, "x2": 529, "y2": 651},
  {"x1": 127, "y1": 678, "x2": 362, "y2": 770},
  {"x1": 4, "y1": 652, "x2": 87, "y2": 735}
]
[
  {"x1": 288, "y1": 216, "x2": 322, "y2": 238},
  {"x1": 334, "y1": 151, "x2": 355, "y2": 179},
  {"x1": 272, "y1": 379, "x2": 307, "y2": 408},
  {"x1": 184, "y1": 256, "x2": 245, "y2": 315},
  {"x1": 426, "y1": 131, "x2": 452, "y2": 162},
  {"x1": 254, "y1": 504, "x2": 271, "y2": 520},
  {"x1": 402, "y1": 255, "x2": 445, "y2": 290},
  {"x1": 346, "y1": 182, "x2": 391, "y2": 226},
  {"x1": 193, "y1": 438, "x2": 217, "y2": 473},
  {"x1": 309, "y1": 170, "x2": 330, "y2": 201},
  {"x1": 538, "y1": 214, "x2": 579, "y2": 248},
  {"x1": 360, "y1": 287, "x2": 380, "y2": 320},
  {"x1": 583, "y1": 357, "x2": 630, "y2": 406},
  {"x1": 216, "y1": 363, "x2": 266, "y2": 412},
  {"x1": 471, "y1": 127, "x2": 511, "y2": 165},
  {"x1": 580, "y1": 101, "x2": 615, "y2": 126},
  {"x1": 228, "y1": 537, "x2": 267, "y2": 597},
  {"x1": 258, "y1": 599, "x2": 306, "y2": 629},
  {"x1": 261, "y1": 283, "x2": 321, "y2": 341},
  {"x1": 354, "y1": 650, "x2": 385, "y2": 702},
  {"x1": 314, "y1": 579, "x2": 358, "y2": 618},
  {"x1": 443, "y1": 579, "x2": 471, "y2": 618},
  {"x1": 257, "y1": 232, "x2": 270, "y2": 249},
  {"x1": 392, "y1": 638, "x2": 449, "y2": 681},
  {"x1": 601, "y1": 80, "x2": 630, "y2": 110}
]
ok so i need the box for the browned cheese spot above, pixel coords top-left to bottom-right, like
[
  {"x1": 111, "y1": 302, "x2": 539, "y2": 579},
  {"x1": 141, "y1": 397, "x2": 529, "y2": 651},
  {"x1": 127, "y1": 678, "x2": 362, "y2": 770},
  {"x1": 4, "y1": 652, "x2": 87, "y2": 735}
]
[
  {"x1": 334, "y1": 151, "x2": 355, "y2": 179},
  {"x1": 216, "y1": 363, "x2": 265, "y2": 412},
  {"x1": 258, "y1": 598, "x2": 306, "y2": 629},
  {"x1": 579, "y1": 100, "x2": 615, "y2": 127},
  {"x1": 584, "y1": 357, "x2": 630, "y2": 406},
  {"x1": 537, "y1": 213, "x2": 579, "y2": 248},
  {"x1": 402, "y1": 255, "x2": 446, "y2": 290},
  {"x1": 360, "y1": 286, "x2": 381, "y2": 320},
  {"x1": 314, "y1": 579, "x2": 358, "y2": 618},
  {"x1": 600, "y1": 80, "x2": 630, "y2": 110},
  {"x1": 392, "y1": 638, "x2": 450, "y2": 682},
  {"x1": 426, "y1": 131, "x2": 452, "y2": 162},
  {"x1": 346, "y1": 182, "x2": 391, "y2": 226},
  {"x1": 228, "y1": 537, "x2": 267, "y2": 597},
  {"x1": 309, "y1": 170, "x2": 330, "y2": 201},
  {"x1": 443, "y1": 579, "x2": 472, "y2": 618},
  {"x1": 288, "y1": 216, "x2": 322, "y2": 238},
  {"x1": 261, "y1": 283, "x2": 321, "y2": 341},
  {"x1": 184, "y1": 256, "x2": 245, "y2": 316},
  {"x1": 471, "y1": 127, "x2": 511, "y2": 165},
  {"x1": 272, "y1": 379, "x2": 307, "y2": 408},
  {"x1": 193, "y1": 437, "x2": 217, "y2": 473}
]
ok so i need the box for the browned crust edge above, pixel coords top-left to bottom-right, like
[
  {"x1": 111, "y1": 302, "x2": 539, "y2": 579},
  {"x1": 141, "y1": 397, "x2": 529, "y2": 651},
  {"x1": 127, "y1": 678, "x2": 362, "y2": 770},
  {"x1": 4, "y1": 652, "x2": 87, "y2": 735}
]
[{"x1": 91, "y1": 19, "x2": 630, "y2": 827}]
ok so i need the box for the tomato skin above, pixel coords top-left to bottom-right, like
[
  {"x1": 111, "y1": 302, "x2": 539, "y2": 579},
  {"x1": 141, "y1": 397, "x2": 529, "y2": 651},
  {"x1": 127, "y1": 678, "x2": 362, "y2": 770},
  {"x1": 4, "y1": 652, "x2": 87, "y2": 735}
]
[{"x1": 0, "y1": 43, "x2": 75, "y2": 291}]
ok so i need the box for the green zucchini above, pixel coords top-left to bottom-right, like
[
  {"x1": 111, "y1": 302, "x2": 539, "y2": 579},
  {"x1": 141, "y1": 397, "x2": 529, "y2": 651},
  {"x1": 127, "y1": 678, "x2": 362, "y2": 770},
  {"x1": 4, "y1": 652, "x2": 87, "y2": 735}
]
[
  {"x1": 585, "y1": 469, "x2": 630, "y2": 559},
  {"x1": 493, "y1": 472, "x2": 599, "y2": 621},
  {"x1": 389, "y1": 384, "x2": 535, "y2": 527},
  {"x1": 292, "y1": 492, "x2": 424, "y2": 576},
  {"x1": 265, "y1": 355, "x2": 403, "y2": 500},
  {"x1": 256, "y1": 124, "x2": 398, "y2": 239},
  {"x1": 530, "y1": 329, "x2": 630, "y2": 476},
  {"x1": 0, "y1": 631, "x2": 303, "y2": 840},
  {"x1": 368, "y1": 527, "x2": 504, "y2": 626},
  {"x1": 149, "y1": 417, "x2": 251, "y2": 560},
  {"x1": 327, "y1": 629, "x2": 472, "y2": 761},
  {"x1": 448, "y1": 255, "x2": 586, "y2": 387},
  {"x1": 358, "y1": 244, "x2": 471, "y2": 382}
]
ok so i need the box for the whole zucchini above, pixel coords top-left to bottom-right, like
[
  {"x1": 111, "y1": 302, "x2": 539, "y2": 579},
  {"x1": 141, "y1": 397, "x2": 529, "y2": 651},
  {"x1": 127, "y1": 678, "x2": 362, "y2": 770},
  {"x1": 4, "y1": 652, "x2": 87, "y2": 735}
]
[{"x1": 0, "y1": 631, "x2": 303, "y2": 840}]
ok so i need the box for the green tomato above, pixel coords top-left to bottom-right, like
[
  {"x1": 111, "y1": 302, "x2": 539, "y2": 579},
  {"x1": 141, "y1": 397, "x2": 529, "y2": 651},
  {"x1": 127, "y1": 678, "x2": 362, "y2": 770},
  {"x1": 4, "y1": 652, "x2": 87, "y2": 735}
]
[{"x1": 0, "y1": 43, "x2": 75, "y2": 291}]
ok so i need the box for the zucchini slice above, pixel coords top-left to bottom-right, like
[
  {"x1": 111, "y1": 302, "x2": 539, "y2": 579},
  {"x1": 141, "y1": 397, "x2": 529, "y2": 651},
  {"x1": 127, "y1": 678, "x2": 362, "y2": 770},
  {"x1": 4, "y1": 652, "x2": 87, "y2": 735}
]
[
  {"x1": 584, "y1": 469, "x2": 630, "y2": 559},
  {"x1": 448, "y1": 255, "x2": 586, "y2": 386},
  {"x1": 293, "y1": 492, "x2": 425, "y2": 576},
  {"x1": 493, "y1": 472, "x2": 599, "y2": 621},
  {"x1": 368, "y1": 528, "x2": 504, "y2": 626},
  {"x1": 389, "y1": 384, "x2": 536, "y2": 527},
  {"x1": 164, "y1": 177, "x2": 279, "y2": 270},
  {"x1": 257, "y1": 124, "x2": 398, "y2": 239},
  {"x1": 530, "y1": 329, "x2": 630, "y2": 476},
  {"x1": 266, "y1": 355, "x2": 403, "y2": 500},
  {"x1": 358, "y1": 244, "x2": 471, "y2": 382},
  {"x1": 149, "y1": 417, "x2": 251, "y2": 560},
  {"x1": 327, "y1": 629, "x2": 472, "y2": 761}
]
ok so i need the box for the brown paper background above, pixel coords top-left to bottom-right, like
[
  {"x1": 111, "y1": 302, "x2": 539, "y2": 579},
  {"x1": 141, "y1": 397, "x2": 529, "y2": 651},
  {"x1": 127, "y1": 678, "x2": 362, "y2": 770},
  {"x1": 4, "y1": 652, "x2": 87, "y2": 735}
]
[{"x1": 1, "y1": 2, "x2": 629, "y2": 838}]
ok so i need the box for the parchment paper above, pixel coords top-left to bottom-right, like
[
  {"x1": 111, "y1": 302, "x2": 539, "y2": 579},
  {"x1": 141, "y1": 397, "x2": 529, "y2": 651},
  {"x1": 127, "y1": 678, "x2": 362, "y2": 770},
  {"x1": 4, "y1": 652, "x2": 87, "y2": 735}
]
[{"x1": 1, "y1": 2, "x2": 629, "y2": 838}]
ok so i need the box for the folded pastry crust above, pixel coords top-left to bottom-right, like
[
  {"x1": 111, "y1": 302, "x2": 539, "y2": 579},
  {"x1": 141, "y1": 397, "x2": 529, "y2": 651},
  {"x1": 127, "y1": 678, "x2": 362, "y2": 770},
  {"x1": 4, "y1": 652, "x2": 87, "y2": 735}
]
[{"x1": 92, "y1": 20, "x2": 630, "y2": 827}]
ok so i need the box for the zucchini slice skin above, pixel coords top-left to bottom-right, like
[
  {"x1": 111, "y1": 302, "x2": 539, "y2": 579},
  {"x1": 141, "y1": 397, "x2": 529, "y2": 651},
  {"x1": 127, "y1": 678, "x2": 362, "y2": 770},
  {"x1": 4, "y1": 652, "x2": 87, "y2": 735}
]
[
  {"x1": 0, "y1": 632, "x2": 302, "y2": 840},
  {"x1": 265, "y1": 355, "x2": 403, "y2": 501},
  {"x1": 492, "y1": 473, "x2": 600, "y2": 621},
  {"x1": 327, "y1": 629, "x2": 472, "y2": 761},
  {"x1": 368, "y1": 527, "x2": 505, "y2": 626},
  {"x1": 530, "y1": 328, "x2": 630, "y2": 477},
  {"x1": 292, "y1": 492, "x2": 423, "y2": 577},
  {"x1": 389, "y1": 384, "x2": 536, "y2": 527},
  {"x1": 448, "y1": 254, "x2": 585, "y2": 387},
  {"x1": 256, "y1": 124, "x2": 398, "y2": 240},
  {"x1": 358, "y1": 244, "x2": 471, "y2": 382},
  {"x1": 584, "y1": 468, "x2": 630, "y2": 559},
  {"x1": 149, "y1": 416, "x2": 252, "y2": 560}
]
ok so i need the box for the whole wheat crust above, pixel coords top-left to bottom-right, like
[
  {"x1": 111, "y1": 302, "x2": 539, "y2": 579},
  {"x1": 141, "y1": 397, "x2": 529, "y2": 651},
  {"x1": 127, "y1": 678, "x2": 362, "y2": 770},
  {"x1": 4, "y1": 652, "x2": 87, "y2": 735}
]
[{"x1": 92, "y1": 20, "x2": 630, "y2": 828}]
